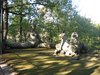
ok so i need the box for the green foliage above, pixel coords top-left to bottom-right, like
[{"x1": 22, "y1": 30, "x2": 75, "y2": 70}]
[{"x1": 7, "y1": 0, "x2": 100, "y2": 49}]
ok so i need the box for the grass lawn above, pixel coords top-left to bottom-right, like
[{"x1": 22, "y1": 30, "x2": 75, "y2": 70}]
[{"x1": 1, "y1": 48, "x2": 100, "y2": 75}]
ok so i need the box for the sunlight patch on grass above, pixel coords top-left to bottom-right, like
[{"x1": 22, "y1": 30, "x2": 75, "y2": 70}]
[
  {"x1": 19, "y1": 53, "x2": 36, "y2": 57},
  {"x1": 89, "y1": 57, "x2": 98, "y2": 61},
  {"x1": 85, "y1": 62, "x2": 96, "y2": 68},
  {"x1": 33, "y1": 56, "x2": 52, "y2": 62},
  {"x1": 15, "y1": 64, "x2": 33, "y2": 71},
  {"x1": 42, "y1": 64, "x2": 51, "y2": 68},
  {"x1": 43, "y1": 59, "x2": 69, "y2": 65},
  {"x1": 57, "y1": 68, "x2": 75, "y2": 75},
  {"x1": 58, "y1": 61, "x2": 69, "y2": 65},
  {"x1": 72, "y1": 63, "x2": 80, "y2": 67},
  {"x1": 57, "y1": 71, "x2": 71, "y2": 75},
  {"x1": 91, "y1": 66, "x2": 100, "y2": 75},
  {"x1": 44, "y1": 60, "x2": 58, "y2": 64}
]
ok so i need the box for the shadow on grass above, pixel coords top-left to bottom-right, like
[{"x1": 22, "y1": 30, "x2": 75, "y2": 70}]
[
  {"x1": 17, "y1": 59, "x2": 100, "y2": 75},
  {"x1": 1, "y1": 48, "x2": 100, "y2": 75},
  {"x1": 67, "y1": 66, "x2": 99, "y2": 75},
  {"x1": 19, "y1": 62, "x2": 64, "y2": 75}
]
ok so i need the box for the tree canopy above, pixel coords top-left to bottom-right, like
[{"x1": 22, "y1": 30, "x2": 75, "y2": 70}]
[{"x1": 0, "y1": 0, "x2": 100, "y2": 51}]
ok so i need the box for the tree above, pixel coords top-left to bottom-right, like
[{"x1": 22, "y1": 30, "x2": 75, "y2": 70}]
[
  {"x1": 1, "y1": 0, "x2": 99, "y2": 49},
  {"x1": 2, "y1": 0, "x2": 9, "y2": 52},
  {"x1": 0, "y1": 0, "x2": 3, "y2": 53}
]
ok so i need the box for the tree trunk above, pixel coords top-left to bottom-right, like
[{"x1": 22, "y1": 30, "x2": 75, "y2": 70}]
[
  {"x1": 0, "y1": 0, "x2": 3, "y2": 54},
  {"x1": 2, "y1": 0, "x2": 8, "y2": 52},
  {"x1": 19, "y1": 16, "x2": 23, "y2": 42},
  {"x1": 18, "y1": 0, "x2": 23, "y2": 43}
]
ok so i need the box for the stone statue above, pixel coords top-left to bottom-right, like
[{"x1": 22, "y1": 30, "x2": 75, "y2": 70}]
[{"x1": 54, "y1": 32, "x2": 76, "y2": 56}]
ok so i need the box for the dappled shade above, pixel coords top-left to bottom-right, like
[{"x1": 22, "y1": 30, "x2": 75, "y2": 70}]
[{"x1": 1, "y1": 48, "x2": 100, "y2": 75}]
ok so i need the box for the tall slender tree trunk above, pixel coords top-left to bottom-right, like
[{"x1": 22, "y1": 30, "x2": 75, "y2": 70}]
[
  {"x1": 2, "y1": 0, "x2": 8, "y2": 52},
  {"x1": 0, "y1": 0, "x2": 3, "y2": 54},
  {"x1": 19, "y1": 0, "x2": 23, "y2": 42},
  {"x1": 19, "y1": 16, "x2": 23, "y2": 42}
]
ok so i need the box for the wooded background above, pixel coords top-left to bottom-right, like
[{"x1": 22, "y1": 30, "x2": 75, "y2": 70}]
[{"x1": 0, "y1": 0, "x2": 100, "y2": 53}]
